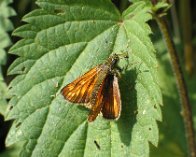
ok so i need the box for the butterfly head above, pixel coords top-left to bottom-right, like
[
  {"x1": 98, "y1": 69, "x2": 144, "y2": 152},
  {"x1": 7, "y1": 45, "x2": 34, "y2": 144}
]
[
  {"x1": 110, "y1": 54, "x2": 120, "y2": 67},
  {"x1": 109, "y1": 53, "x2": 129, "y2": 69}
]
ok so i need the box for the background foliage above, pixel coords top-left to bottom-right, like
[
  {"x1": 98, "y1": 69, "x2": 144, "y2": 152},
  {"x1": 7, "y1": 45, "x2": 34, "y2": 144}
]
[{"x1": 0, "y1": 0, "x2": 196, "y2": 157}]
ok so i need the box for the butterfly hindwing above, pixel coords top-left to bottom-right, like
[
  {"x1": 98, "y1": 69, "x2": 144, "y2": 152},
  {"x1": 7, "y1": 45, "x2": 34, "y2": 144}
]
[
  {"x1": 101, "y1": 75, "x2": 121, "y2": 120},
  {"x1": 88, "y1": 74, "x2": 121, "y2": 122}
]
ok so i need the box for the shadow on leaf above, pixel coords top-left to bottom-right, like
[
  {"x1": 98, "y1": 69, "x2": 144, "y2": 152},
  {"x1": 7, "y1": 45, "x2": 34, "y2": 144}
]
[{"x1": 117, "y1": 69, "x2": 137, "y2": 146}]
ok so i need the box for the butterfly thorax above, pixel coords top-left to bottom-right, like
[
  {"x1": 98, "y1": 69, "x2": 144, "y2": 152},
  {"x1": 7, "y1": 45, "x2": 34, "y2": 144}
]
[{"x1": 105, "y1": 54, "x2": 119, "y2": 71}]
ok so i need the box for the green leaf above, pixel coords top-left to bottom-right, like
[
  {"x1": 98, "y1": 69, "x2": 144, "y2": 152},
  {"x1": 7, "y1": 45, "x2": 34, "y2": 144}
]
[
  {"x1": 0, "y1": 74, "x2": 7, "y2": 115},
  {"x1": 0, "y1": 0, "x2": 15, "y2": 116},
  {"x1": 6, "y1": 1, "x2": 162, "y2": 157}
]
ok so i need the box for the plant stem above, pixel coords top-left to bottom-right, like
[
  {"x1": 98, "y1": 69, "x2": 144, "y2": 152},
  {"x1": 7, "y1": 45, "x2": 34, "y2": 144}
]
[{"x1": 155, "y1": 17, "x2": 196, "y2": 157}]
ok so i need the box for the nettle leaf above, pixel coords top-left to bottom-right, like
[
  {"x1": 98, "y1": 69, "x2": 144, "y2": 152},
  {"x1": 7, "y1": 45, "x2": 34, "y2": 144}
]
[
  {"x1": 6, "y1": 1, "x2": 162, "y2": 157},
  {"x1": 0, "y1": 0, "x2": 15, "y2": 116}
]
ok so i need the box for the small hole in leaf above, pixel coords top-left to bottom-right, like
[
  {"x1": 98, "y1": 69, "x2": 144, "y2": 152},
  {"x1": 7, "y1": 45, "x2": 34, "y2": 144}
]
[
  {"x1": 94, "y1": 140, "x2": 100, "y2": 150},
  {"x1": 9, "y1": 105, "x2": 13, "y2": 110},
  {"x1": 54, "y1": 9, "x2": 64, "y2": 14},
  {"x1": 21, "y1": 67, "x2": 25, "y2": 72},
  {"x1": 16, "y1": 122, "x2": 21, "y2": 128}
]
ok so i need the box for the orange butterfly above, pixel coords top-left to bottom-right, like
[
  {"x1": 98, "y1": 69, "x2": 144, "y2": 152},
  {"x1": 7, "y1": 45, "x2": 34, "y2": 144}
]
[{"x1": 61, "y1": 53, "x2": 128, "y2": 122}]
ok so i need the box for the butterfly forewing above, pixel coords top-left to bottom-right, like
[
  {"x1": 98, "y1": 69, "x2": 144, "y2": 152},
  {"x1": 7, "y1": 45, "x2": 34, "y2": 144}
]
[
  {"x1": 101, "y1": 75, "x2": 121, "y2": 119},
  {"x1": 61, "y1": 66, "x2": 101, "y2": 103}
]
